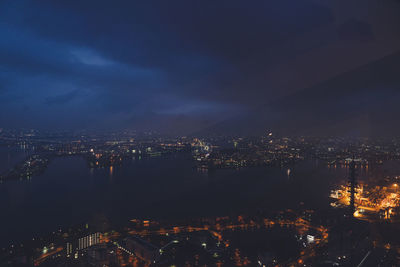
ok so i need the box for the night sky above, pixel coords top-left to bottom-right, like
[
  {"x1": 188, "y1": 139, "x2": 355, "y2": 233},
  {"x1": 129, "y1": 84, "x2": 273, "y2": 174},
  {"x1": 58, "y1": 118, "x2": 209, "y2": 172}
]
[{"x1": 1, "y1": 0, "x2": 400, "y2": 135}]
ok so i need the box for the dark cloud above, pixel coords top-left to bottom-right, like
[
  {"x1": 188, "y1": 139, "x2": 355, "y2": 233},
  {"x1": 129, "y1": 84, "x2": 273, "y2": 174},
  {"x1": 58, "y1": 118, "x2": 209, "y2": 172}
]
[
  {"x1": 0, "y1": 0, "x2": 400, "y2": 133},
  {"x1": 206, "y1": 50, "x2": 400, "y2": 137},
  {"x1": 337, "y1": 19, "x2": 374, "y2": 42},
  {"x1": 44, "y1": 90, "x2": 79, "y2": 105}
]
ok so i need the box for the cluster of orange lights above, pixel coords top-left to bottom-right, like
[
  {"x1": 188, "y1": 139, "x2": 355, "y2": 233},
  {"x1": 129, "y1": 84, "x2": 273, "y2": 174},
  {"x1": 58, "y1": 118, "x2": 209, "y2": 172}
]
[
  {"x1": 331, "y1": 181, "x2": 400, "y2": 220},
  {"x1": 124, "y1": 214, "x2": 328, "y2": 266}
]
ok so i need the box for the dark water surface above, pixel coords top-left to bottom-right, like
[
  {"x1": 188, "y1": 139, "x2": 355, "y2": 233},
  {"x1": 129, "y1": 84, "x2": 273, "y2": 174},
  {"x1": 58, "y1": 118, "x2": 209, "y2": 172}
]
[
  {"x1": 0, "y1": 150, "x2": 393, "y2": 246},
  {"x1": 0, "y1": 145, "x2": 31, "y2": 173}
]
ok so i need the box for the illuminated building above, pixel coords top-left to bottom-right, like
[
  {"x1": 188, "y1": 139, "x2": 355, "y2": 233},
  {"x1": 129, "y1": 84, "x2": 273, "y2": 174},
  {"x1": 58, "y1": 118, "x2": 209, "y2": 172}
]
[
  {"x1": 78, "y1": 232, "x2": 101, "y2": 250},
  {"x1": 66, "y1": 242, "x2": 73, "y2": 256}
]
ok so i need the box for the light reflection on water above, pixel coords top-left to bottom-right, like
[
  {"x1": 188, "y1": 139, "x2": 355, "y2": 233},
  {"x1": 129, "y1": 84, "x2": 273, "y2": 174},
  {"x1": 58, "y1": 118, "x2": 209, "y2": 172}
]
[
  {"x1": 0, "y1": 146, "x2": 32, "y2": 174},
  {"x1": 0, "y1": 150, "x2": 399, "y2": 246}
]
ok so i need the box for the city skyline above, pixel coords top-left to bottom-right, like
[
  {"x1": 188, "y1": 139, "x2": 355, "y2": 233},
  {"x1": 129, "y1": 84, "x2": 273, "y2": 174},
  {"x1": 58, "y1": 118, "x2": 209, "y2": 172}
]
[{"x1": 2, "y1": 1, "x2": 400, "y2": 266}]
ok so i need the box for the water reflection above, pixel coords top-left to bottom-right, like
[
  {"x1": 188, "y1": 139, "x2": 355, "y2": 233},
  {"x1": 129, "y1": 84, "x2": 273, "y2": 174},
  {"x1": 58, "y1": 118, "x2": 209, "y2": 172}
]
[
  {"x1": 109, "y1": 166, "x2": 113, "y2": 179},
  {"x1": 1, "y1": 153, "x2": 400, "y2": 246}
]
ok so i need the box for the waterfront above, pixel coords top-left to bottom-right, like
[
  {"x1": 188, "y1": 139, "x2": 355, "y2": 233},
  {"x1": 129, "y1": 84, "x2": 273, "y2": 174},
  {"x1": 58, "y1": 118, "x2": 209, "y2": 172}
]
[{"x1": 1, "y1": 148, "x2": 398, "y2": 248}]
